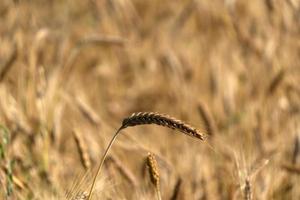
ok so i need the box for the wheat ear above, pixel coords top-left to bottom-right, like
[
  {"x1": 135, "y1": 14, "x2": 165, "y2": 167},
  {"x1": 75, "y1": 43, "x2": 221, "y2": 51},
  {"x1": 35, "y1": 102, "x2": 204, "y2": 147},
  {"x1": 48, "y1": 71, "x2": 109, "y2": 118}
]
[
  {"x1": 146, "y1": 152, "x2": 161, "y2": 200},
  {"x1": 121, "y1": 112, "x2": 204, "y2": 140},
  {"x1": 72, "y1": 130, "x2": 91, "y2": 170},
  {"x1": 87, "y1": 112, "x2": 204, "y2": 200}
]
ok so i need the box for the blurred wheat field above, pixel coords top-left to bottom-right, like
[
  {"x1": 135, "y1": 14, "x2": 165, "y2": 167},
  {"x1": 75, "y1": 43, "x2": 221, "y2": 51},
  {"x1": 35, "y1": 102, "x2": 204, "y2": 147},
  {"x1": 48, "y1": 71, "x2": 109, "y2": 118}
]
[{"x1": 0, "y1": 0, "x2": 300, "y2": 199}]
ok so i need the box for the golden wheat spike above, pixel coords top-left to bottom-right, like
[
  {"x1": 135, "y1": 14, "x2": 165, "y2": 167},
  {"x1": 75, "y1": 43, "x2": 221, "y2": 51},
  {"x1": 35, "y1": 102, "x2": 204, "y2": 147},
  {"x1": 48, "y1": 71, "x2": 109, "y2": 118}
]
[
  {"x1": 146, "y1": 152, "x2": 161, "y2": 200},
  {"x1": 87, "y1": 112, "x2": 205, "y2": 200},
  {"x1": 146, "y1": 152, "x2": 160, "y2": 187}
]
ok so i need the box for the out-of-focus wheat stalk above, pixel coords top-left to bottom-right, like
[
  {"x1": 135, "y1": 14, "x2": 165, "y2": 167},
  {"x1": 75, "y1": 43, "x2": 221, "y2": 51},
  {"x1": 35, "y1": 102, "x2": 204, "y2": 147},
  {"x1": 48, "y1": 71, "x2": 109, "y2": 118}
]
[
  {"x1": 170, "y1": 177, "x2": 182, "y2": 200},
  {"x1": 243, "y1": 177, "x2": 252, "y2": 200},
  {"x1": 281, "y1": 163, "x2": 300, "y2": 174},
  {"x1": 72, "y1": 130, "x2": 91, "y2": 170},
  {"x1": 60, "y1": 35, "x2": 125, "y2": 82},
  {"x1": 71, "y1": 191, "x2": 88, "y2": 200},
  {"x1": 0, "y1": 45, "x2": 17, "y2": 82},
  {"x1": 107, "y1": 155, "x2": 138, "y2": 187},
  {"x1": 75, "y1": 96, "x2": 101, "y2": 126},
  {"x1": 197, "y1": 101, "x2": 217, "y2": 137},
  {"x1": 292, "y1": 134, "x2": 300, "y2": 164},
  {"x1": 266, "y1": 69, "x2": 285, "y2": 96}
]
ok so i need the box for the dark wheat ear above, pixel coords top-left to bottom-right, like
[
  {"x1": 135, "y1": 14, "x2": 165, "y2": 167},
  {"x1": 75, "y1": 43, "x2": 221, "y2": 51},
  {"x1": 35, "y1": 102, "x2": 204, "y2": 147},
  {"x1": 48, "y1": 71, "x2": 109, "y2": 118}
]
[
  {"x1": 121, "y1": 112, "x2": 205, "y2": 140},
  {"x1": 87, "y1": 112, "x2": 205, "y2": 200}
]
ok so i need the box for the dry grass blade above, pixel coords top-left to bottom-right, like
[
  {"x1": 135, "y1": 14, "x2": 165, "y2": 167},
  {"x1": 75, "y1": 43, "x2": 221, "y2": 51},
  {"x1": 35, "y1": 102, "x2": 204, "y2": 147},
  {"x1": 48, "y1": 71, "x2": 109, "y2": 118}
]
[
  {"x1": 72, "y1": 130, "x2": 91, "y2": 170},
  {"x1": 1, "y1": 165, "x2": 28, "y2": 191},
  {"x1": 12, "y1": 175, "x2": 26, "y2": 191},
  {"x1": 146, "y1": 152, "x2": 161, "y2": 200},
  {"x1": 87, "y1": 112, "x2": 204, "y2": 200},
  {"x1": 77, "y1": 36, "x2": 125, "y2": 47}
]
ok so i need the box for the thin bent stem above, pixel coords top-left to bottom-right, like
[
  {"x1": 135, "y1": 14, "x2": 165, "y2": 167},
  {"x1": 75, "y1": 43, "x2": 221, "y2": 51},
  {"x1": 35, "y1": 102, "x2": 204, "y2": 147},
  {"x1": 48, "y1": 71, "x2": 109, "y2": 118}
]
[
  {"x1": 87, "y1": 127, "x2": 123, "y2": 200},
  {"x1": 155, "y1": 186, "x2": 162, "y2": 200}
]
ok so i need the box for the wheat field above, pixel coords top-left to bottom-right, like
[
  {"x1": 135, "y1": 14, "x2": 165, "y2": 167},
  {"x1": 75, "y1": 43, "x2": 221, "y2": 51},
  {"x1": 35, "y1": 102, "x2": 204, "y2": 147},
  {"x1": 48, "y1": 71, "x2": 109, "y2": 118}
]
[{"x1": 0, "y1": 0, "x2": 300, "y2": 199}]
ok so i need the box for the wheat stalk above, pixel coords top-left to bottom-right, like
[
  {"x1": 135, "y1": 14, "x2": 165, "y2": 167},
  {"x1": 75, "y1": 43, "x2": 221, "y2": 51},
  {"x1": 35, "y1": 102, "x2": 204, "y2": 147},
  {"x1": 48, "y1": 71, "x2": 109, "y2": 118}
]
[
  {"x1": 243, "y1": 177, "x2": 252, "y2": 200},
  {"x1": 266, "y1": 69, "x2": 285, "y2": 96},
  {"x1": 0, "y1": 45, "x2": 17, "y2": 82},
  {"x1": 107, "y1": 155, "x2": 138, "y2": 187},
  {"x1": 197, "y1": 101, "x2": 217, "y2": 137},
  {"x1": 170, "y1": 177, "x2": 182, "y2": 200},
  {"x1": 146, "y1": 152, "x2": 161, "y2": 200},
  {"x1": 87, "y1": 112, "x2": 205, "y2": 200},
  {"x1": 281, "y1": 163, "x2": 300, "y2": 174},
  {"x1": 71, "y1": 191, "x2": 88, "y2": 200},
  {"x1": 292, "y1": 134, "x2": 300, "y2": 164},
  {"x1": 72, "y1": 130, "x2": 91, "y2": 170},
  {"x1": 75, "y1": 96, "x2": 101, "y2": 126}
]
